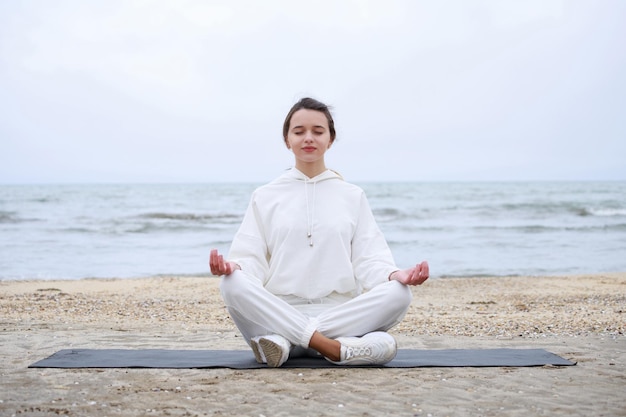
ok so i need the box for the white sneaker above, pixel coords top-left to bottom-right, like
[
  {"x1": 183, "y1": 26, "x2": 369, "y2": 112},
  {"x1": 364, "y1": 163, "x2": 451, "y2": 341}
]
[
  {"x1": 329, "y1": 332, "x2": 397, "y2": 366},
  {"x1": 251, "y1": 334, "x2": 291, "y2": 367}
]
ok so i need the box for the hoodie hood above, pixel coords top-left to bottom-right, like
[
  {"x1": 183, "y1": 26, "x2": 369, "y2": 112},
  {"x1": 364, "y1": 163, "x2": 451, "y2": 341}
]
[{"x1": 279, "y1": 167, "x2": 343, "y2": 184}]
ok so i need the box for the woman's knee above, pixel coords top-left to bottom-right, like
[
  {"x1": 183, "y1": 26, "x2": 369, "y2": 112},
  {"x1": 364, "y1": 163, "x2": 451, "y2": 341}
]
[
  {"x1": 219, "y1": 270, "x2": 257, "y2": 305},
  {"x1": 385, "y1": 280, "x2": 413, "y2": 311}
]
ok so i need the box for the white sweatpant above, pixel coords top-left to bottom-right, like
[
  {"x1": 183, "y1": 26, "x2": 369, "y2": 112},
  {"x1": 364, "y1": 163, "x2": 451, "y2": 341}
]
[{"x1": 219, "y1": 270, "x2": 412, "y2": 353}]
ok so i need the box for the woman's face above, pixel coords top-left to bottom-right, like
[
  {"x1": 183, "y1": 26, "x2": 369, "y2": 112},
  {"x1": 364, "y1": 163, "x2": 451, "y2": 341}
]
[{"x1": 285, "y1": 109, "x2": 333, "y2": 167}]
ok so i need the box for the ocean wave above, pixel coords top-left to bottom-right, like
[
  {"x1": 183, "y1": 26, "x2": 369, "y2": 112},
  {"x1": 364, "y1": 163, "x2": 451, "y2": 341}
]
[
  {"x1": 482, "y1": 201, "x2": 626, "y2": 218},
  {"x1": 53, "y1": 220, "x2": 237, "y2": 235},
  {"x1": 0, "y1": 211, "x2": 17, "y2": 223},
  {"x1": 472, "y1": 224, "x2": 626, "y2": 232},
  {"x1": 125, "y1": 223, "x2": 234, "y2": 234},
  {"x1": 373, "y1": 201, "x2": 626, "y2": 220},
  {"x1": 372, "y1": 207, "x2": 436, "y2": 222},
  {"x1": 137, "y1": 212, "x2": 242, "y2": 222},
  {"x1": 584, "y1": 208, "x2": 626, "y2": 217},
  {"x1": 0, "y1": 211, "x2": 40, "y2": 224},
  {"x1": 30, "y1": 197, "x2": 60, "y2": 203},
  {"x1": 372, "y1": 207, "x2": 405, "y2": 220}
]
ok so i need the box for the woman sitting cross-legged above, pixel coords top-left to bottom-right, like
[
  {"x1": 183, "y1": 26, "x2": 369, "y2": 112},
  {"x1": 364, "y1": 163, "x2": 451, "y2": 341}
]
[{"x1": 210, "y1": 97, "x2": 429, "y2": 367}]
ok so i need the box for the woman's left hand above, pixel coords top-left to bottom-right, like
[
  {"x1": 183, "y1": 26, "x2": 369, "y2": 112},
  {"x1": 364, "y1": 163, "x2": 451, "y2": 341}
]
[
  {"x1": 390, "y1": 261, "x2": 429, "y2": 286},
  {"x1": 209, "y1": 249, "x2": 239, "y2": 276}
]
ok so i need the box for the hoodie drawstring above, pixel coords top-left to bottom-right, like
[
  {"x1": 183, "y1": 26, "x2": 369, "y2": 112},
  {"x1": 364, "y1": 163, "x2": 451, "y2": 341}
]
[{"x1": 304, "y1": 179, "x2": 316, "y2": 247}]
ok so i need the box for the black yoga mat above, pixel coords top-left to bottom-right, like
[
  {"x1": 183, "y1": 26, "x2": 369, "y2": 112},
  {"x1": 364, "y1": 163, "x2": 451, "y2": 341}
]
[{"x1": 29, "y1": 348, "x2": 575, "y2": 369}]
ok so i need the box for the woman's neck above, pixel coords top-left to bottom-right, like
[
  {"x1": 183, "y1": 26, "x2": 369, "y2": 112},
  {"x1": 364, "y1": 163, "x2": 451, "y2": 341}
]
[{"x1": 295, "y1": 161, "x2": 327, "y2": 179}]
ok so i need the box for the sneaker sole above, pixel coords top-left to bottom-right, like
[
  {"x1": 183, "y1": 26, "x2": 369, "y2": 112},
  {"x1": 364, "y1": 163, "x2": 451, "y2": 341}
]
[
  {"x1": 250, "y1": 339, "x2": 265, "y2": 364},
  {"x1": 259, "y1": 337, "x2": 288, "y2": 367}
]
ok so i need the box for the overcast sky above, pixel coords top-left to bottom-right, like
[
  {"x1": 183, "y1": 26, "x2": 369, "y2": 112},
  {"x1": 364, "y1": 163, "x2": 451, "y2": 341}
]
[{"x1": 1, "y1": 0, "x2": 624, "y2": 183}]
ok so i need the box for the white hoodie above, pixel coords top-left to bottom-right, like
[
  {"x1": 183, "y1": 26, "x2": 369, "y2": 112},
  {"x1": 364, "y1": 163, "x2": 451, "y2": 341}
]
[{"x1": 228, "y1": 168, "x2": 398, "y2": 300}]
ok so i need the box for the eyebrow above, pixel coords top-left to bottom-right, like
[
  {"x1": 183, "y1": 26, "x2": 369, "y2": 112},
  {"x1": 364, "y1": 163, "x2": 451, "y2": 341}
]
[{"x1": 292, "y1": 125, "x2": 327, "y2": 130}]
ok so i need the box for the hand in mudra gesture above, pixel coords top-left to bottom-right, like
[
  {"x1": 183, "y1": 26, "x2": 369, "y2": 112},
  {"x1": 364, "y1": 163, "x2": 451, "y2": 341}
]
[
  {"x1": 390, "y1": 261, "x2": 429, "y2": 286},
  {"x1": 209, "y1": 249, "x2": 240, "y2": 276}
]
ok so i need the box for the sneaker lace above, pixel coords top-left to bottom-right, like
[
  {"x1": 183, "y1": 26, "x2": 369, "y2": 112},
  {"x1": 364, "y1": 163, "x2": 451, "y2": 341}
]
[{"x1": 345, "y1": 346, "x2": 371, "y2": 360}]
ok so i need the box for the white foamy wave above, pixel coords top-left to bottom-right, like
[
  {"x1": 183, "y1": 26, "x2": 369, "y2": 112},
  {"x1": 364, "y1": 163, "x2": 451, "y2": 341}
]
[{"x1": 588, "y1": 208, "x2": 626, "y2": 217}]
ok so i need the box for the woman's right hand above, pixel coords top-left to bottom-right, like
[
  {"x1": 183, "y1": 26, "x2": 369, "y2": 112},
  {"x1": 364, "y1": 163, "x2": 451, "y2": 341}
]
[
  {"x1": 210, "y1": 249, "x2": 239, "y2": 276},
  {"x1": 389, "y1": 261, "x2": 429, "y2": 286}
]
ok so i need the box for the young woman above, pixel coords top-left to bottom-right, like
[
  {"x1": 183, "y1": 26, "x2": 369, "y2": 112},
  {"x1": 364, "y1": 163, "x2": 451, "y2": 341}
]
[{"x1": 210, "y1": 97, "x2": 429, "y2": 367}]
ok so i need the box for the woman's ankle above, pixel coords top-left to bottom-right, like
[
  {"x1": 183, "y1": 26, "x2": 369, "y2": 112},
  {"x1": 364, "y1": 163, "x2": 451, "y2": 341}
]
[{"x1": 308, "y1": 331, "x2": 341, "y2": 361}]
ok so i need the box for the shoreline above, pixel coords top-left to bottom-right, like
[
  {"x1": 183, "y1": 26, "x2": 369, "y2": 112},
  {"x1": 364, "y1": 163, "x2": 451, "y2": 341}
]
[
  {"x1": 1, "y1": 273, "x2": 624, "y2": 416},
  {"x1": 2, "y1": 269, "x2": 624, "y2": 281}
]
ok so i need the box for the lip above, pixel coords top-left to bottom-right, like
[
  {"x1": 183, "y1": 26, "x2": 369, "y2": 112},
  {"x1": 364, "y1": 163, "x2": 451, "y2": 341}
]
[{"x1": 302, "y1": 146, "x2": 317, "y2": 152}]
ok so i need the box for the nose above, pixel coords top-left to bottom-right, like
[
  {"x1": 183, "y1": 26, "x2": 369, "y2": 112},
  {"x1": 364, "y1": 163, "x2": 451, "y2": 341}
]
[{"x1": 304, "y1": 131, "x2": 314, "y2": 142}]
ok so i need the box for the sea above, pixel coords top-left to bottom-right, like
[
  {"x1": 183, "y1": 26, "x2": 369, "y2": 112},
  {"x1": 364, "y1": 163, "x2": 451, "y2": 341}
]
[{"x1": 0, "y1": 181, "x2": 625, "y2": 281}]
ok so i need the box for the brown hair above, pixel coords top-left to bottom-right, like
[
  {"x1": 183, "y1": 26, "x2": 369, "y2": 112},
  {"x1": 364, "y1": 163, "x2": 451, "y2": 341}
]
[{"x1": 282, "y1": 97, "x2": 336, "y2": 145}]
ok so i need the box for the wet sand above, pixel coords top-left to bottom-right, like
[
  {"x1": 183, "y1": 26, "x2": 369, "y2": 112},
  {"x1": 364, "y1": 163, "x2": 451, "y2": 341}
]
[{"x1": 1, "y1": 273, "x2": 624, "y2": 416}]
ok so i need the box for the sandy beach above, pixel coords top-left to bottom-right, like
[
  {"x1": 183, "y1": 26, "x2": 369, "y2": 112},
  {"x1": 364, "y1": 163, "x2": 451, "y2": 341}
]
[{"x1": 1, "y1": 273, "x2": 624, "y2": 416}]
